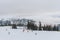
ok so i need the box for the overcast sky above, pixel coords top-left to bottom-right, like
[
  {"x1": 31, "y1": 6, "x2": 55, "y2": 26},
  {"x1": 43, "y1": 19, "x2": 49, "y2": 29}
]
[{"x1": 0, "y1": 0, "x2": 60, "y2": 24}]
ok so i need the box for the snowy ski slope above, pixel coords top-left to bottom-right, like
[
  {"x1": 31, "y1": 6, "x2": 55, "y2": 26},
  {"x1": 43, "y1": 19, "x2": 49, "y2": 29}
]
[{"x1": 0, "y1": 26, "x2": 60, "y2": 40}]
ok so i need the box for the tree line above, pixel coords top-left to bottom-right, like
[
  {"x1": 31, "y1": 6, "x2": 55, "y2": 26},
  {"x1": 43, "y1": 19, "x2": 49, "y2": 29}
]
[
  {"x1": 10, "y1": 20, "x2": 59, "y2": 31},
  {"x1": 27, "y1": 21, "x2": 59, "y2": 31}
]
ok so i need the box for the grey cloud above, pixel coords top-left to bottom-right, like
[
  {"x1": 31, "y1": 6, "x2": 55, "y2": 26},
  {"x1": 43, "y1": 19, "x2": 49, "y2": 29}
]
[{"x1": 0, "y1": 0, "x2": 60, "y2": 17}]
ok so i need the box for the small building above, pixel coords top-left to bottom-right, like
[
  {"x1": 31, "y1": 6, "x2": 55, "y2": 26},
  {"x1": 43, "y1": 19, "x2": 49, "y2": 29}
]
[{"x1": 57, "y1": 24, "x2": 60, "y2": 31}]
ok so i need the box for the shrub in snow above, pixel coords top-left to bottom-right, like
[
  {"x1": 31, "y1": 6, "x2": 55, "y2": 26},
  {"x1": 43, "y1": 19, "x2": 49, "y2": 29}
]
[{"x1": 12, "y1": 24, "x2": 17, "y2": 29}]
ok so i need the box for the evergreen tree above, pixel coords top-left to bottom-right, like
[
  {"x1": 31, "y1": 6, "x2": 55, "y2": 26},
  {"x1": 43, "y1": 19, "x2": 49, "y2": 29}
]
[
  {"x1": 27, "y1": 20, "x2": 37, "y2": 30},
  {"x1": 48, "y1": 25, "x2": 52, "y2": 31},
  {"x1": 43, "y1": 25, "x2": 46, "y2": 30},
  {"x1": 43, "y1": 25, "x2": 52, "y2": 31},
  {"x1": 27, "y1": 21, "x2": 31, "y2": 29},
  {"x1": 39, "y1": 21, "x2": 41, "y2": 30},
  {"x1": 53, "y1": 25, "x2": 57, "y2": 31}
]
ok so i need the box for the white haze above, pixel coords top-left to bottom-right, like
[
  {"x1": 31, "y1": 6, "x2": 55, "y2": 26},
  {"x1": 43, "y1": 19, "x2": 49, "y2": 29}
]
[{"x1": 0, "y1": 0, "x2": 60, "y2": 25}]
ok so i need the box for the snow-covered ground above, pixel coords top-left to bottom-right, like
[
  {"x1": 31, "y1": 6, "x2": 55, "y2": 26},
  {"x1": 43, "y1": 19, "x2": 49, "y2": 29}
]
[{"x1": 0, "y1": 26, "x2": 60, "y2": 40}]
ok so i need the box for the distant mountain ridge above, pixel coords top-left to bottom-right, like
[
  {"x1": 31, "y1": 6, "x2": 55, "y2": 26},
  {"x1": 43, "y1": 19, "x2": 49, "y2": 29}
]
[{"x1": 0, "y1": 18, "x2": 35, "y2": 26}]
